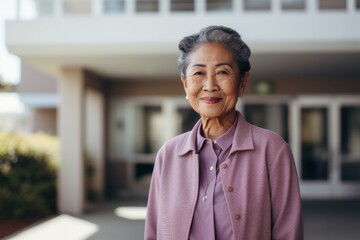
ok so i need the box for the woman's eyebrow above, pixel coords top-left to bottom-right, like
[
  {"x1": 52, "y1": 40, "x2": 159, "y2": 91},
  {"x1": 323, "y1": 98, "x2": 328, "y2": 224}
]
[
  {"x1": 191, "y1": 62, "x2": 232, "y2": 68},
  {"x1": 215, "y1": 62, "x2": 232, "y2": 67},
  {"x1": 190, "y1": 63, "x2": 206, "y2": 68}
]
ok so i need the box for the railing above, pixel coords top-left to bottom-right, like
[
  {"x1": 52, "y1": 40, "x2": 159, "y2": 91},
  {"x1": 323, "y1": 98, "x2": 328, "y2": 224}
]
[{"x1": 11, "y1": 0, "x2": 360, "y2": 20}]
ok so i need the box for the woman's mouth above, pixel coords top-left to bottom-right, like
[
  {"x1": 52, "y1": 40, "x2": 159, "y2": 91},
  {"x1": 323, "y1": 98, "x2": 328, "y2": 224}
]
[{"x1": 201, "y1": 97, "x2": 222, "y2": 104}]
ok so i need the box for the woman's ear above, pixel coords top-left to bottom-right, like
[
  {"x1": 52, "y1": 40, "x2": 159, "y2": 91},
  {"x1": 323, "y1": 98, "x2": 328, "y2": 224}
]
[{"x1": 239, "y1": 72, "x2": 250, "y2": 96}]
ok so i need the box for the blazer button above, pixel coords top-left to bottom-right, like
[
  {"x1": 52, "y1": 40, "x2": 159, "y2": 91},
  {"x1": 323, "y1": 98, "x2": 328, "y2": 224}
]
[
  {"x1": 222, "y1": 164, "x2": 228, "y2": 169},
  {"x1": 235, "y1": 214, "x2": 241, "y2": 220},
  {"x1": 228, "y1": 187, "x2": 233, "y2": 192}
]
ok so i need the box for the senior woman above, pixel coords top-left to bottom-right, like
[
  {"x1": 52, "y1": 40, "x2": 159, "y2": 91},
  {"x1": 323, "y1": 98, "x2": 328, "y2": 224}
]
[{"x1": 144, "y1": 26, "x2": 303, "y2": 240}]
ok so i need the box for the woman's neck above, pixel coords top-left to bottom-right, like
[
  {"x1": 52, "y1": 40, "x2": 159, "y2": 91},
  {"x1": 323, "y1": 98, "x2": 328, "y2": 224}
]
[{"x1": 201, "y1": 111, "x2": 236, "y2": 140}]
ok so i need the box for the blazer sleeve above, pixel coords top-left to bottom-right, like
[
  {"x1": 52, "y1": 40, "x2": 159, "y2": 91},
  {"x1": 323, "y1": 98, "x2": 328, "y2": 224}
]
[
  {"x1": 144, "y1": 150, "x2": 162, "y2": 240},
  {"x1": 268, "y1": 144, "x2": 304, "y2": 240}
]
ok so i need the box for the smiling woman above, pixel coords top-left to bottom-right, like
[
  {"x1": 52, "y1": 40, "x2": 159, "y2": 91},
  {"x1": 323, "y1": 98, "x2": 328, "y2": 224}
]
[
  {"x1": 181, "y1": 43, "x2": 246, "y2": 139},
  {"x1": 144, "y1": 26, "x2": 303, "y2": 240}
]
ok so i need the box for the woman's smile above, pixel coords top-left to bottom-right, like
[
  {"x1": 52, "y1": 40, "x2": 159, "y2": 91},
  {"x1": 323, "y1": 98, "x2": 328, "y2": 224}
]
[{"x1": 201, "y1": 97, "x2": 222, "y2": 104}]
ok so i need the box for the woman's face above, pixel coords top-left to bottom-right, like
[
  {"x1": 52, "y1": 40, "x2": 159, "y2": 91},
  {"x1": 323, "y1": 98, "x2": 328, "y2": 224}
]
[{"x1": 181, "y1": 43, "x2": 248, "y2": 119}]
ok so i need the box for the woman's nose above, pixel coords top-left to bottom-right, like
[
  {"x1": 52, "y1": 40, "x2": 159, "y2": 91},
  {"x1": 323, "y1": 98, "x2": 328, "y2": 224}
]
[{"x1": 203, "y1": 74, "x2": 219, "y2": 92}]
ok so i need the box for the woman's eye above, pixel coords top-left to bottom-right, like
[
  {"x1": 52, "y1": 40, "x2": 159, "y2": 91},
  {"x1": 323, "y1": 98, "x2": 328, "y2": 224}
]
[
  {"x1": 193, "y1": 71, "x2": 204, "y2": 76},
  {"x1": 217, "y1": 71, "x2": 228, "y2": 75}
]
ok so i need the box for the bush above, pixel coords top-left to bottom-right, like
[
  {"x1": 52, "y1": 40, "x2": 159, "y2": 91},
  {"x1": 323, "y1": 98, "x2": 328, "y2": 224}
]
[{"x1": 0, "y1": 132, "x2": 59, "y2": 219}]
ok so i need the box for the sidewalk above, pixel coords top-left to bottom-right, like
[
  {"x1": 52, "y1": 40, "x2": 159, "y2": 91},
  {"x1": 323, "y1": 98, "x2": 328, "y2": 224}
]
[
  {"x1": 4, "y1": 200, "x2": 360, "y2": 240},
  {"x1": 302, "y1": 200, "x2": 360, "y2": 240}
]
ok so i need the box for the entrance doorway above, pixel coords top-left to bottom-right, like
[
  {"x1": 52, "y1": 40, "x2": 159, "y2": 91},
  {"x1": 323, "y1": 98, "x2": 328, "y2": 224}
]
[{"x1": 291, "y1": 96, "x2": 360, "y2": 199}]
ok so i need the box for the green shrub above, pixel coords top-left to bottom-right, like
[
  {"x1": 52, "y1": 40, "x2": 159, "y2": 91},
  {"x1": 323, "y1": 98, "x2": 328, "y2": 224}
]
[{"x1": 0, "y1": 132, "x2": 59, "y2": 219}]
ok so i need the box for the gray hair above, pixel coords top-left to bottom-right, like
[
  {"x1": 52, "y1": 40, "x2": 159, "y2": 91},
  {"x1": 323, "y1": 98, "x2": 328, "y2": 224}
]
[{"x1": 177, "y1": 25, "x2": 251, "y2": 81}]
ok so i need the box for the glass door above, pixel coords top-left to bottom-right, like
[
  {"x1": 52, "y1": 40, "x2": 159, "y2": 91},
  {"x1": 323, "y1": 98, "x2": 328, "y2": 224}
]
[
  {"x1": 291, "y1": 97, "x2": 335, "y2": 198},
  {"x1": 291, "y1": 96, "x2": 360, "y2": 199},
  {"x1": 300, "y1": 107, "x2": 329, "y2": 181},
  {"x1": 340, "y1": 101, "x2": 360, "y2": 182}
]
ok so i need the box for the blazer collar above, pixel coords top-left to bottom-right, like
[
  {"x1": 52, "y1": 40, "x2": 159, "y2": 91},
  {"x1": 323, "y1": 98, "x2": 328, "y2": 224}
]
[
  {"x1": 229, "y1": 112, "x2": 254, "y2": 154},
  {"x1": 178, "y1": 119, "x2": 201, "y2": 156}
]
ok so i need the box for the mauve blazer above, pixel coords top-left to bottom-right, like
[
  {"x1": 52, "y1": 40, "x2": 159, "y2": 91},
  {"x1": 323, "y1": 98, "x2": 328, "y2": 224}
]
[{"x1": 145, "y1": 113, "x2": 303, "y2": 240}]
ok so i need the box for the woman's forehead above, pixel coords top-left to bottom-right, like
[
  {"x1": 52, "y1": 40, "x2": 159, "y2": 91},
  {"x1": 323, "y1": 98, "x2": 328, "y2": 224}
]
[{"x1": 188, "y1": 43, "x2": 235, "y2": 66}]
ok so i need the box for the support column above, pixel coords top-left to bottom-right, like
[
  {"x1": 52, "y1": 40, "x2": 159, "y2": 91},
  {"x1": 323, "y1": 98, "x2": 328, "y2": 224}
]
[
  {"x1": 54, "y1": 0, "x2": 64, "y2": 17},
  {"x1": 58, "y1": 68, "x2": 85, "y2": 215},
  {"x1": 347, "y1": 0, "x2": 356, "y2": 12},
  {"x1": 195, "y1": 0, "x2": 205, "y2": 15},
  {"x1": 85, "y1": 88, "x2": 105, "y2": 200},
  {"x1": 306, "y1": 0, "x2": 317, "y2": 13},
  {"x1": 15, "y1": 0, "x2": 20, "y2": 19},
  {"x1": 92, "y1": 0, "x2": 103, "y2": 16}
]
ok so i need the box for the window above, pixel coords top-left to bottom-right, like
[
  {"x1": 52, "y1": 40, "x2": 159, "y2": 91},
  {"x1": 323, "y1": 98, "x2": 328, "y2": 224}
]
[
  {"x1": 135, "y1": 105, "x2": 164, "y2": 154},
  {"x1": 136, "y1": 0, "x2": 159, "y2": 12},
  {"x1": 282, "y1": 0, "x2": 305, "y2": 10},
  {"x1": 35, "y1": 0, "x2": 54, "y2": 16},
  {"x1": 63, "y1": 0, "x2": 91, "y2": 15},
  {"x1": 244, "y1": 0, "x2": 271, "y2": 11},
  {"x1": 104, "y1": 0, "x2": 125, "y2": 13},
  {"x1": 319, "y1": 0, "x2": 346, "y2": 10},
  {"x1": 206, "y1": 0, "x2": 232, "y2": 12},
  {"x1": 135, "y1": 163, "x2": 154, "y2": 187},
  {"x1": 244, "y1": 103, "x2": 289, "y2": 142},
  {"x1": 176, "y1": 107, "x2": 199, "y2": 134},
  {"x1": 171, "y1": 0, "x2": 194, "y2": 11}
]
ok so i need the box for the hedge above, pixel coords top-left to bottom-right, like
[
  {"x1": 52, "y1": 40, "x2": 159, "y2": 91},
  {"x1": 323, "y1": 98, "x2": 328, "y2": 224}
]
[{"x1": 0, "y1": 132, "x2": 59, "y2": 219}]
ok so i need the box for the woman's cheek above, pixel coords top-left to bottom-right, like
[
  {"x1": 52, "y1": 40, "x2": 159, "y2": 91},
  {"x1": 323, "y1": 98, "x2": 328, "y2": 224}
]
[{"x1": 187, "y1": 83, "x2": 202, "y2": 96}]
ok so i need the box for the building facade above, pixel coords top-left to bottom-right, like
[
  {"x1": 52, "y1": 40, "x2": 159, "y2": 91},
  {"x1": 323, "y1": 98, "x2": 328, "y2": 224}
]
[{"x1": 5, "y1": 0, "x2": 360, "y2": 214}]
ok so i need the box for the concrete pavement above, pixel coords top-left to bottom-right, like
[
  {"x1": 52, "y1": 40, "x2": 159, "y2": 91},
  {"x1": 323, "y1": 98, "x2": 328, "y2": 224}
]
[{"x1": 4, "y1": 200, "x2": 360, "y2": 240}]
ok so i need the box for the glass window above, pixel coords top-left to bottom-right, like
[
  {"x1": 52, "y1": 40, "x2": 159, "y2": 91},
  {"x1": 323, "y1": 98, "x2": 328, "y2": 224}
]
[
  {"x1": 244, "y1": 104, "x2": 289, "y2": 142},
  {"x1": 301, "y1": 108, "x2": 328, "y2": 180},
  {"x1": 206, "y1": 0, "x2": 232, "y2": 12},
  {"x1": 176, "y1": 107, "x2": 199, "y2": 134},
  {"x1": 171, "y1": 0, "x2": 194, "y2": 11},
  {"x1": 63, "y1": 0, "x2": 91, "y2": 15},
  {"x1": 341, "y1": 107, "x2": 360, "y2": 181},
  {"x1": 135, "y1": 163, "x2": 154, "y2": 187},
  {"x1": 135, "y1": 106, "x2": 164, "y2": 154},
  {"x1": 35, "y1": 0, "x2": 54, "y2": 16},
  {"x1": 244, "y1": 0, "x2": 271, "y2": 11},
  {"x1": 136, "y1": 0, "x2": 159, "y2": 12},
  {"x1": 318, "y1": 0, "x2": 346, "y2": 10},
  {"x1": 282, "y1": 0, "x2": 305, "y2": 10},
  {"x1": 104, "y1": 0, "x2": 125, "y2": 13}
]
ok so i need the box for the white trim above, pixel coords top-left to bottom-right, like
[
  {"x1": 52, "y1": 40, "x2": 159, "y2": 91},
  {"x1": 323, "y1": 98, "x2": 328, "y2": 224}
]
[{"x1": 20, "y1": 93, "x2": 59, "y2": 108}]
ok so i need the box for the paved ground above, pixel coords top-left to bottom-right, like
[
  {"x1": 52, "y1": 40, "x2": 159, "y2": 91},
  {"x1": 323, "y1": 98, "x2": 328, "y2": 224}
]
[
  {"x1": 302, "y1": 200, "x2": 360, "y2": 240},
  {"x1": 4, "y1": 200, "x2": 360, "y2": 240}
]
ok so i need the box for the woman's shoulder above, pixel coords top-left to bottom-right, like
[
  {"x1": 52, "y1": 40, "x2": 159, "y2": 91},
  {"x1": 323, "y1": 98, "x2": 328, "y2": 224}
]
[
  {"x1": 157, "y1": 130, "x2": 193, "y2": 155},
  {"x1": 250, "y1": 124, "x2": 288, "y2": 147}
]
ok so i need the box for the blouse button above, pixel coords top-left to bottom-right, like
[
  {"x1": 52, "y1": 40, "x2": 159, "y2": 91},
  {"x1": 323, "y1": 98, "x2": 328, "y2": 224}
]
[
  {"x1": 222, "y1": 164, "x2": 228, "y2": 169},
  {"x1": 228, "y1": 187, "x2": 233, "y2": 192},
  {"x1": 235, "y1": 214, "x2": 241, "y2": 220}
]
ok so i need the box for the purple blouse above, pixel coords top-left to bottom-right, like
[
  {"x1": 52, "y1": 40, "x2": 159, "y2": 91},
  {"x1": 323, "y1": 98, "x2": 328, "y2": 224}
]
[{"x1": 188, "y1": 113, "x2": 238, "y2": 240}]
